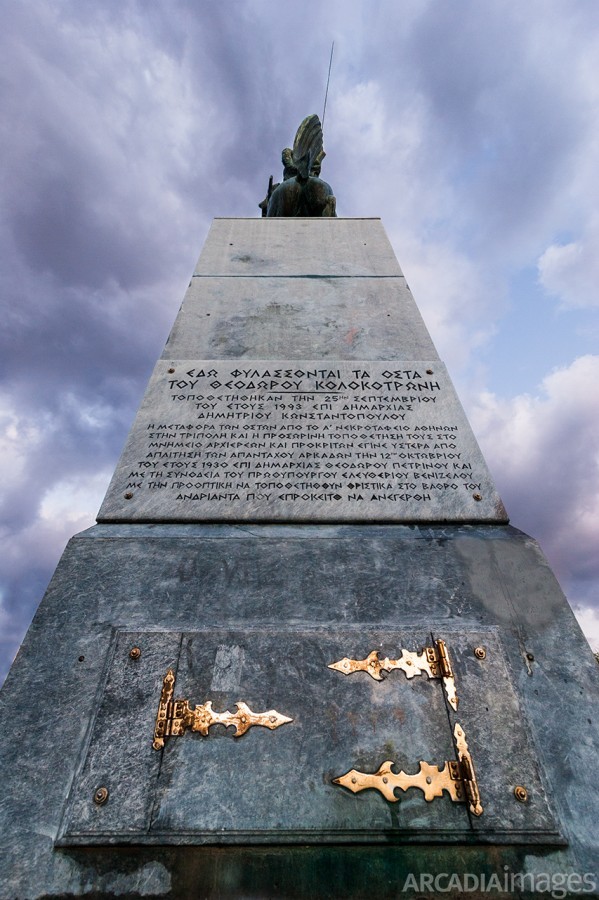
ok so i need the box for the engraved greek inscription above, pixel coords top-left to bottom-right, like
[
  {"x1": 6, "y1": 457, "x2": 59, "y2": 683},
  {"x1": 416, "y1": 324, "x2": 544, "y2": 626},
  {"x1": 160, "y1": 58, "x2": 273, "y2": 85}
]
[{"x1": 106, "y1": 361, "x2": 496, "y2": 519}]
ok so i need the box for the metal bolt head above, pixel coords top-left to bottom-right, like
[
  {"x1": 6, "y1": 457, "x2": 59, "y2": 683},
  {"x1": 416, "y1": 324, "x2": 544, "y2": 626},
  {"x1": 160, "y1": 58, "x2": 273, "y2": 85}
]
[
  {"x1": 474, "y1": 647, "x2": 486, "y2": 660},
  {"x1": 473, "y1": 493, "x2": 482, "y2": 502},
  {"x1": 124, "y1": 491, "x2": 133, "y2": 500},
  {"x1": 426, "y1": 369, "x2": 434, "y2": 375},
  {"x1": 514, "y1": 785, "x2": 528, "y2": 803},
  {"x1": 94, "y1": 786, "x2": 109, "y2": 805},
  {"x1": 168, "y1": 367, "x2": 175, "y2": 373},
  {"x1": 129, "y1": 646, "x2": 141, "y2": 660}
]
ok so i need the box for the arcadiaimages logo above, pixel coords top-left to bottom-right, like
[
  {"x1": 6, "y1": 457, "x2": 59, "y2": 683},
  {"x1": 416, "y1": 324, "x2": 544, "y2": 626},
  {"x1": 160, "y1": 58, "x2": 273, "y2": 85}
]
[{"x1": 401, "y1": 869, "x2": 597, "y2": 897}]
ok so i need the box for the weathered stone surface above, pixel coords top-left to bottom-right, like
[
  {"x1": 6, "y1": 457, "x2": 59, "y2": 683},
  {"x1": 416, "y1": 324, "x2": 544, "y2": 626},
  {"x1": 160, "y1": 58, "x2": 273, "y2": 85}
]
[
  {"x1": 163, "y1": 276, "x2": 437, "y2": 360},
  {"x1": 98, "y1": 359, "x2": 506, "y2": 523},
  {"x1": 0, "y1": 523, "x2": 597, "y2": 897},
  {"x1": 59, "y1": 626, "x2": 557, "y2": 844},
  {"x1": 194, "y1": 219, "x2": 402, "y2": 277}
]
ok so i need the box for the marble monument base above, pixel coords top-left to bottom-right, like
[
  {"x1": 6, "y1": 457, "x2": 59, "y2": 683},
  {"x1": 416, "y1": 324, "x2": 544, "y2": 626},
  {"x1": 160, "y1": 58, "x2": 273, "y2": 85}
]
[{"x1": 0, "y1": 523, "x2": 597, "y2": 897}]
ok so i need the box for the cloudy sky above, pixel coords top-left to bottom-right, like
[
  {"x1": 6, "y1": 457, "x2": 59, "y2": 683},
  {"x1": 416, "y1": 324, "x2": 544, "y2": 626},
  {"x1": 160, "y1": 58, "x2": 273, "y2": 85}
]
[{"x1": 1, "y1": 0, "x2": 598, "y2": 684}]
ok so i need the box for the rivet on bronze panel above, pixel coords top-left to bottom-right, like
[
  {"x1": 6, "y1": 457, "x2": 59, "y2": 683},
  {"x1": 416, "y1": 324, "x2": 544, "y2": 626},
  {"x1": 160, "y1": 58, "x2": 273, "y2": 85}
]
[
  {"x1": 124, "y1": 492, "x2": 133, "y2": 499},
  {"x1": 514, "y1": 785, "x2": 528, "y2": 803},
  {"x1": 129, "y1": 647, "x2": 141, "y2": 660},
  {"x1": 473, "y1": 493, "x2": 482, "y2": 501},
  {"x1": 474, "y1": 647, "x2": 486, "y2": 660},
  {"x1": 93, "y1": 787, "x2": 109, "y2": 805}
]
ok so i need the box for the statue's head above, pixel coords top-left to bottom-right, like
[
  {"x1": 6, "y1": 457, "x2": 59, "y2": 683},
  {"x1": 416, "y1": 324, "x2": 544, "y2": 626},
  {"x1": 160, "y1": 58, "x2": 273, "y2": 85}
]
[{"x1": 281, "y1": 148, "x2": 296, "y2": 180}]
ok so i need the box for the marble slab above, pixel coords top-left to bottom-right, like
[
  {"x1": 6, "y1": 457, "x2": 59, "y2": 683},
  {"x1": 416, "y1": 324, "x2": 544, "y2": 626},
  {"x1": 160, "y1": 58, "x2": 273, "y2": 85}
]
[
  {"x1": 162, "y1": 276, "x2": 438, "y2": 361},
  {"x1": 59, "y1": 626, "x2": 556, "y2": 844},
  {"x1": 3, "y1": 521, "x2": 596, "y2": 897},
  {"x1": 98, "y1": 360, "x2": 507, "y2": 523},
  {"x1": 194, "y1": 218, "x2": 403, "y2": 277}
]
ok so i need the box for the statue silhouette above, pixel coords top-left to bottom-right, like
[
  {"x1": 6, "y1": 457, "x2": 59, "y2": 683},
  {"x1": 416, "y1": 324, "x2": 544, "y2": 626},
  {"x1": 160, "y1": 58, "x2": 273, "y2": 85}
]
[{"x1": 260, "y1": 115, "x2": 337, "y2": 218}]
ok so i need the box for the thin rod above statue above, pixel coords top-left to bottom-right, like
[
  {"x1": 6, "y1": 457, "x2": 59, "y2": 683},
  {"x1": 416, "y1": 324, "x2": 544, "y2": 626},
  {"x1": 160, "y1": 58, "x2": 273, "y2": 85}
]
[{"x1": 260, "y1": 115, "x2": 337, "y2": 217}]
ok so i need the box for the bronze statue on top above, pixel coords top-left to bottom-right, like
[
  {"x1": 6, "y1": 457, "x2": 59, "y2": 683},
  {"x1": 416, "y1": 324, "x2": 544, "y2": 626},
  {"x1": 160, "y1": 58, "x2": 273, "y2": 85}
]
[{"x1": 260, "y1": 115, "x2": 337, "y2": 218}]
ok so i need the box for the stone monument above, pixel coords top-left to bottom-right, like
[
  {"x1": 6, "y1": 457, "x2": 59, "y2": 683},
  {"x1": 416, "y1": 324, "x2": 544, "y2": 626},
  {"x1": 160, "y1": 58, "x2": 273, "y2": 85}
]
[{"x1": 0, "y1": 120, "x2": 597, "y2": 898}]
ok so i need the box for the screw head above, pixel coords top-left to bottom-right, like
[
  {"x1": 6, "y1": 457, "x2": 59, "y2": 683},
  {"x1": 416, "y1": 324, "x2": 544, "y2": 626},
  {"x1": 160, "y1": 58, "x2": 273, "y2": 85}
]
[
  {"x1": 514, "y1": 785, "x2": 528, "y2": 803},
  {"x1": 426, "y1": 369, "x2": 434, "y2": 375},
  {"x1": 124, "y1": 492, "x2": 133, "y2": 500},
  {"x1": 473, "y1": 493, "x2": 482, "y2": 501},
  {"x1": 93, "y1": 786, "x2": 109, "y2": 805},
  {"x1": 129, "y1": 646, "x2": 141, "y2": 660},
  {"x1": 168, "y1": 367, "x2": 175, "y2": 373},
  {"x1": 474, "y1": 647, "x2": 486, "y2": 660}
]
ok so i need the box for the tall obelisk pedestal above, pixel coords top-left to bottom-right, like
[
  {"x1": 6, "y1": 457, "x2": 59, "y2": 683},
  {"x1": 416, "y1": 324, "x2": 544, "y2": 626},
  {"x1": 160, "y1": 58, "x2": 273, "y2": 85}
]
[{"x1": 0, "y1": 219, "x2": 597, "y2": 898}]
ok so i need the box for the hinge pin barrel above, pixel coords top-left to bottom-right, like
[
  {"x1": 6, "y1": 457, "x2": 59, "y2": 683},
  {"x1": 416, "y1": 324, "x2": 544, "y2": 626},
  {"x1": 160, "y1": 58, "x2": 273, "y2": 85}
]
[{"x1": 436, "y1": 639, "x2": 453, "y2": 678}]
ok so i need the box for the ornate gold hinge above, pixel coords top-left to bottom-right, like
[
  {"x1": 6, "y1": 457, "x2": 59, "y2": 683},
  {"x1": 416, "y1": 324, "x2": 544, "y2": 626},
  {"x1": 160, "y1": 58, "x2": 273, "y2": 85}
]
[
  {"x1": 328, "y1": 638, "x2": 458, "y2": 711},
  {"x1": 152, "y1": 669, "x2": 293, "y2": 750},
  {"x1": 333, "y1": 722, "x2": 482, "y2": 816}
]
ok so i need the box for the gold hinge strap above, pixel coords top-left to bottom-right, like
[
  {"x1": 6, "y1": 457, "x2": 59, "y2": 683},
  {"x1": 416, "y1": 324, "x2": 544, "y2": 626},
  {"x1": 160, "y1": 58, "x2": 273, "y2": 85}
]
[
  {"x1": 333, "y1": 722, "x2": 483, "y2": 817},
  {"x1": 328, "y1": 637, "x2": 458, "y2": 711},
  {"x1": 152, "y1": 669, "x2": 292, "y2": 750}
]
